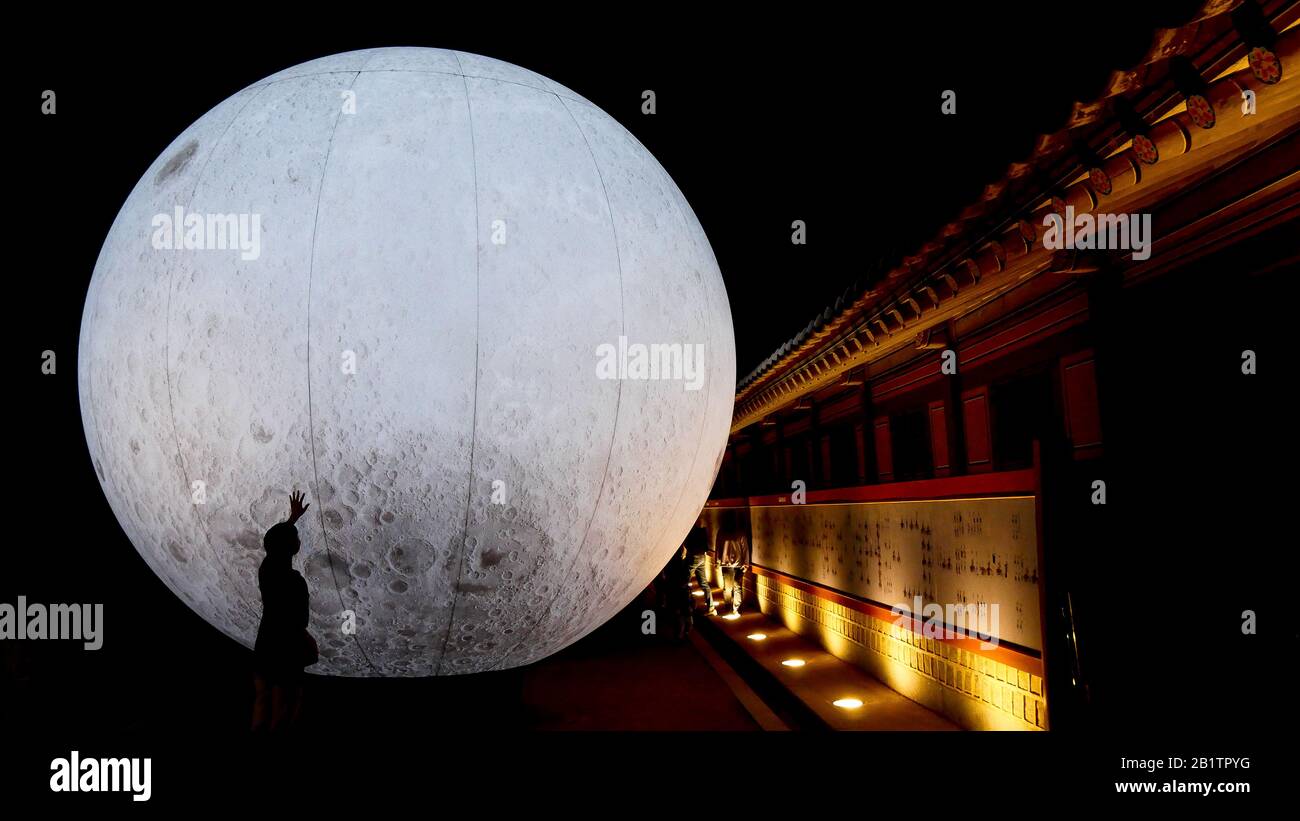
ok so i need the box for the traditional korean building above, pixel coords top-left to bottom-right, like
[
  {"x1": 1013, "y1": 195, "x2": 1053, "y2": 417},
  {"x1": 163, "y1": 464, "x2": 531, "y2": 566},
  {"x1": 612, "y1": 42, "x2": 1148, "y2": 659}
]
[{"x1": 703, "y1": 0, "x2": 1298, "y2": 731}]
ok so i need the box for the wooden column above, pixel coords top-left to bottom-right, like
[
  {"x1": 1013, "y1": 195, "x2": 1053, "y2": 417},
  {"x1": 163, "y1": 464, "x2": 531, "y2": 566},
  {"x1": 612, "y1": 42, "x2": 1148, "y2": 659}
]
[
  {"x1": 946, "y1": 319, "x2": 968, "y2": 474},
  {"x1": 873, "y1": 414, "x2": 894, "y2": 482},
  {"x1": 928, "y1": 400, "x2": 952, "y2": 477},
  {"x1": 962, "y1": 386, "x2": 992, "y2": 473}
]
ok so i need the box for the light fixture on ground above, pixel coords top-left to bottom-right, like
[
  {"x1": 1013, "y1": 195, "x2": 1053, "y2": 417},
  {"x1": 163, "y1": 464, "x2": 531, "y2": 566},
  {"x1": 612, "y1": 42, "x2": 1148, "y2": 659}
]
[
  {"x1": 833, "y1": 698, "x2": 864, "y2": 709},
  {"x1": 782, "y1": 658, "x2": 806, "y2": 667},
  {"x1": 747, "y1": 633, "x2": 767, "y2": 641}
]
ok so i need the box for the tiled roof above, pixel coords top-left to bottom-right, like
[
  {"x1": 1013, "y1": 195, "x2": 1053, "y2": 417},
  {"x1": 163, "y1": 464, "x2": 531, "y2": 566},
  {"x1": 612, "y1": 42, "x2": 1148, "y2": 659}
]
[{"x1": 734, "y1": 0, "x2": 1298, "y2": 416}]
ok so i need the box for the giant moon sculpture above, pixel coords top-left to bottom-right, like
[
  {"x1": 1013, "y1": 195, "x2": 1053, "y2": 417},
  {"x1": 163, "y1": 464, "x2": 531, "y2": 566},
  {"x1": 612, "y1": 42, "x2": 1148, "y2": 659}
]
[{"x1": 78, "y1": 48, "x2": 735, "y2": 676}]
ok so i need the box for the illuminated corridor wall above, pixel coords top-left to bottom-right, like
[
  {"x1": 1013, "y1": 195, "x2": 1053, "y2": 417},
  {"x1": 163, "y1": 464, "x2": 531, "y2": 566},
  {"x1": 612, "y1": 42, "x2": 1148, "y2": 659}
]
[
  {"x1": 703, "y1": 483, "x2": 1047, "y2": 730},
  {"x1": 751, "y1": 496, "x2": 1041, "y2": 650}
]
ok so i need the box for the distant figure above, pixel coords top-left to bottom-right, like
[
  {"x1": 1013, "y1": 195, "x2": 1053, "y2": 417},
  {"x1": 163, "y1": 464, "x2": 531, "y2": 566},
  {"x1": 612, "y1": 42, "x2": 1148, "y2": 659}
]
[
  {"x1": 717, "y1": 530, "x2": 750, "y2": 616},
  {"x1": 657, "y1": 545, "x2": 694, "y2": 641},
  {"x1": 251, "y1": 490, "x2": 318, "y2": 733},
  {"x1": 684, "y1": 515, "x2": 715, "y2": 616}
]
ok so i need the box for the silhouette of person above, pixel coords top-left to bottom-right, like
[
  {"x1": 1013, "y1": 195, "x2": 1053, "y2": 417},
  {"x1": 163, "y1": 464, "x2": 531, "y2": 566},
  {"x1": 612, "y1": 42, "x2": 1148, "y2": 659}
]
[
  {"x1": 717, "y1": 527, "x2": 750, "y2": 616},
  {"x1": 684, "y1": 515, "x2": 714, "y2": 616},
  {"x1": 657, "y1": 544, "x2": 693, "y2": 641},
  {"x1": 250, "y1": 489, "x2": 317, "y2": 733}
]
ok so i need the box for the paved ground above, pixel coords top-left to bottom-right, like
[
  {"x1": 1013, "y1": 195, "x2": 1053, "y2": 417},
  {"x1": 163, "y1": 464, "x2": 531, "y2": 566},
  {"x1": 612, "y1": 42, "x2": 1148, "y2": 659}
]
[
  {"x1": 520, "y1": 607, "x2": 761, "y2": 731},
  {"x1": 10, "y1": 590, "x2": 952, "y2": 738},
  {"x1": 700, "y1": 605, "x2": 958, "y2": 731}
]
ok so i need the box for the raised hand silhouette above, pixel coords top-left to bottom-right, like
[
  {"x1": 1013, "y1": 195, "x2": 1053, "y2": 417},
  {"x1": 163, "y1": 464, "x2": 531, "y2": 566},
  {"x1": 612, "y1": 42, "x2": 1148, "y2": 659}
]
[
  {"x1": 251, "y1": 488, "x2": 315, "y2": 734},
  {"x1": 287, "y1": 489, "x2": 310, "y2": 525}
]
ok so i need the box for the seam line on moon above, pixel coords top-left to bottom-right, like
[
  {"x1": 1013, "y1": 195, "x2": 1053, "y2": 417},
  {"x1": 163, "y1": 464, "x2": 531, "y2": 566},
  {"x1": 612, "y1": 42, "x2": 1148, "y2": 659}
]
[
  {"x1": 493, "y1": 94, "x2": 627, "y2": 668},
  {"x1": 306, "y1": 68, "x2": 380, "y2": 676},
  {"x1": 618, "y1": 171, "x2": 719, "y2": 612},
  {"x1": 435, "y1": 52, "x2": 483, "y2": 675},
  {"x1": 161, "y1": 83, "x2": 269, "y2": 643}
]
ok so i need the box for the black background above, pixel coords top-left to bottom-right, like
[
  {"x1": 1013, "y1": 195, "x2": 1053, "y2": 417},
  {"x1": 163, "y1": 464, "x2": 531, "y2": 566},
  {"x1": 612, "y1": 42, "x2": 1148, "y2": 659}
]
[{"x1": 5, "y1": 2, "x2": 1291, "y2": 807}]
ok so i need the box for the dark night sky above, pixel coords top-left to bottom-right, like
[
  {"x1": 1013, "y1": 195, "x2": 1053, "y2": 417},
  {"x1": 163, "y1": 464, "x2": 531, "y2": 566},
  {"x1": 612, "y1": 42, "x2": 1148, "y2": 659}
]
[{"x1": 22, "y1": 4, "x2": 1207, "y2": 376}]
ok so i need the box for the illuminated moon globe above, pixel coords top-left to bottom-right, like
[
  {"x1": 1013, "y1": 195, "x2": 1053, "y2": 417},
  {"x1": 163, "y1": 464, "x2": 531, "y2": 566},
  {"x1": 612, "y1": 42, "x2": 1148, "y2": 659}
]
[{"x1": 77, "y1": 48, "x2": 735, "y2": 676}]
